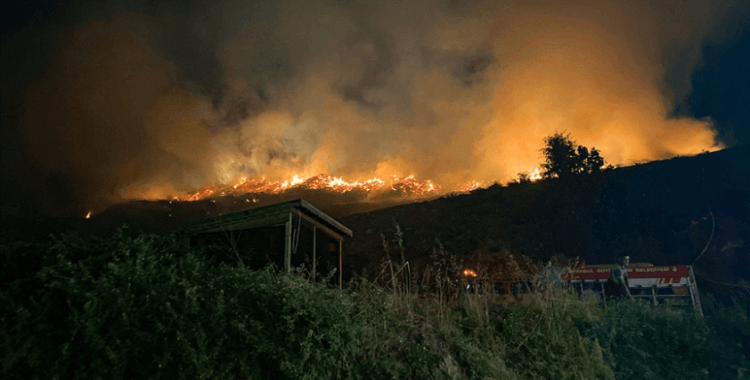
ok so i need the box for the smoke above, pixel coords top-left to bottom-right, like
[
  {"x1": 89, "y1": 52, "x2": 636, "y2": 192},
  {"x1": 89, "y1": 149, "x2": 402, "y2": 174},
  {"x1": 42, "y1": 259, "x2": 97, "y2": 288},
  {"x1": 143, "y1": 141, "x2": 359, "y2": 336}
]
[{"x1": 8, "y1": 0, "x2": 743, "y2": 214}]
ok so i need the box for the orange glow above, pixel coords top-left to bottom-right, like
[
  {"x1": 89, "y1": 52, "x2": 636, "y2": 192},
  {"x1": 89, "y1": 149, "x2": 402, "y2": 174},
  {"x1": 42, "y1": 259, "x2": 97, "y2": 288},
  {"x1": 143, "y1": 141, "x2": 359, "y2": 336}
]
[
  {"x1": 85, "y1": 211, "x2": 92, "y2": 219},
  {"x1": 463, "y1": 269, "x2": 477, "y2": 277},
  {"x1": 180, "y1": 173, "x2": 443, "y2": 202},
  {"x1": 529, "y1": 168, "x2": 542, "y2": 181},
  {"x1": 458, "y1": 181, "x2": 486, "y2": 192},
  {"x1": 16, "y1": 4, "x2": 729, "y2": 212}
]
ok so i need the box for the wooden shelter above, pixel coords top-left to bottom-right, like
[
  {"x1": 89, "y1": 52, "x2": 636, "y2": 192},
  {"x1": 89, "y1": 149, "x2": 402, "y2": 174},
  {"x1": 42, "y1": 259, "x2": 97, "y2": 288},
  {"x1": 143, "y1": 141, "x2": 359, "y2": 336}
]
[{"x1": 178, "y1": 199, "x2": 353, "y2": 287}]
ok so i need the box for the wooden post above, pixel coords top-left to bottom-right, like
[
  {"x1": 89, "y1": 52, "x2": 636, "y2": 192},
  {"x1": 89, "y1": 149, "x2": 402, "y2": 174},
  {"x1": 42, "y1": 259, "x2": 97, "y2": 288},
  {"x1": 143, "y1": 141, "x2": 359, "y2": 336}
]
[
  {"x1": 284, "y1": 213, "x2": 292, "y2": 272},
  {"x1": 339, "y1": 239, "x2": 343, "y2": 290},
  {"x1": 312, "y1": 226, "x2": 317, "y2": 282}
]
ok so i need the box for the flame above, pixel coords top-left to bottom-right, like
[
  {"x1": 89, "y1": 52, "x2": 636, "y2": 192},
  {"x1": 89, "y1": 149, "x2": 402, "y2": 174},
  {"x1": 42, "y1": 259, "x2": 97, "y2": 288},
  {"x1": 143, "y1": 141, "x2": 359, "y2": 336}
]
[
  {"x1": 86, "y1": 211, "x2": 92, "y2": 219},
  {"x1": 529, "y1": 168, "x2": 542, "y2": 181},
  {"x1": 463, "y1": 269, "x2": 478, "y2": 277},
  {"x1": 180, "y1": 173, "x2": 444, "y2": 202},
  {"x1": 159, "y1": 164, "x2": 547, "y2": 202},
  {"x1": 459, "y1": 181, "x2": 486, "y2": 192},
  {"x1": 172, "y1": 164, "x2": 558, "y2": 202}
]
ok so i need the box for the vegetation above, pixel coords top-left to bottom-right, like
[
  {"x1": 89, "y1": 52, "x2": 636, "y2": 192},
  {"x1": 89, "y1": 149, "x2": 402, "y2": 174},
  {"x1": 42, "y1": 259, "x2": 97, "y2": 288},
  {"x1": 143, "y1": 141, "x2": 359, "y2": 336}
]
[
  {"x1": 583, "y1": 295, "x2": 749, "y2": 380},
  {"x1": 1, "y1": 227, "x2": 360, "y2": 380},
  {"x1": 2, "y1": 228, "x2": 748, "y2": 379},
  {"x1": 540, "y1": 132, "x2": 607, "y2": 180}
]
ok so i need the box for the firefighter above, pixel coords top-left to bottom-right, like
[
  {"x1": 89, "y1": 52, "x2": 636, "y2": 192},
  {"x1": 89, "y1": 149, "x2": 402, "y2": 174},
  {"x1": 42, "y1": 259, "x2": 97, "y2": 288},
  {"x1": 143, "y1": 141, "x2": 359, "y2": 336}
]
[{"x1": 606, "y1": 256, "x2": 633, "y2": 301}]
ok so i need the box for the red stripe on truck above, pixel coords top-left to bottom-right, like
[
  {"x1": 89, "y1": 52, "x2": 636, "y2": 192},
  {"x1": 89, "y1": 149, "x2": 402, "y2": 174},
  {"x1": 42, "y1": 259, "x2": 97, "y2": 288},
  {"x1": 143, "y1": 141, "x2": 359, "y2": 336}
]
[{"x1": 566, "y1": 265, "x2": 689, "y2": 281}]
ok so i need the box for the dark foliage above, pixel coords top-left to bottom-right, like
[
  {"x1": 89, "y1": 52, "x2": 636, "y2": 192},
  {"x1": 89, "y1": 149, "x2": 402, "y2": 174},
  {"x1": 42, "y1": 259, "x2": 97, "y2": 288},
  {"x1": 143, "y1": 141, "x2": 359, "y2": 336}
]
[
  {"x1": 581, "y1": 295, "x2": 749, "y2": 380},
  {"x1": 540, "y1": 132, "x2": 607, "y2": 179},
  {"x1": 1, "y1": 228, "x2": 361, "y2": 380}
]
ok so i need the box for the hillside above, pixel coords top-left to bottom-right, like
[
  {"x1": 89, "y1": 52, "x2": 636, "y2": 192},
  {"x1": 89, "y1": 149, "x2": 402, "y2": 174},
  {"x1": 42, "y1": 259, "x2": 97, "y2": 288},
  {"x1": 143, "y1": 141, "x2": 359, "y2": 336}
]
[
  {"x1": 2, "y1": 146, "x2": 748, "y2": 300},
  {"x1": 339, "y1": 146, "x2": 750, "y2": 300}
]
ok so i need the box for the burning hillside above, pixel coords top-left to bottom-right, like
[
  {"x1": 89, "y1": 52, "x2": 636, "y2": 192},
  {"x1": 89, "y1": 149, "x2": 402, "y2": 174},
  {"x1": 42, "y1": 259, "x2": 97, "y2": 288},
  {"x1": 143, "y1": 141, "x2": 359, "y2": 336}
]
[
  {"x1": 181, "y1": 174, "x2": 440, "y2": 202},
  {"x1": 177, "y1": 167, "x2": 546, "y2": 203}
]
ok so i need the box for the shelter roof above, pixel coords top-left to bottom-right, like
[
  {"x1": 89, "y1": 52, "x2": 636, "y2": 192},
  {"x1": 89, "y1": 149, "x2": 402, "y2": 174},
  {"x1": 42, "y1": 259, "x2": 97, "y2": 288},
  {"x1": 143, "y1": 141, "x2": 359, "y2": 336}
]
[{"x1": 177, "y1": 199, "x2": 353, "y2": 238}]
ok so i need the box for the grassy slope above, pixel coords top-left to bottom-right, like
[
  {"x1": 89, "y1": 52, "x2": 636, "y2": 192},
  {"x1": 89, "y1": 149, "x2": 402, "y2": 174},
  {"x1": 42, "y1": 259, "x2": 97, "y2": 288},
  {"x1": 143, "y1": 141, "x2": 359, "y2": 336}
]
[{"x1": 3, "y1": 229, "x2": 747, "y2": 379}]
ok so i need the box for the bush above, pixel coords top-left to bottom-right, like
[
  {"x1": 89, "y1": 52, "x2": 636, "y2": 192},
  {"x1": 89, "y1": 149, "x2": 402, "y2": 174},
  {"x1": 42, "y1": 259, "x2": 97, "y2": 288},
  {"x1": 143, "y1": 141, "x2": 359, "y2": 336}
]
[
  {"x1": 1, "y1": 227, "x2": 361, "y2": 380},
  {"x1": 580, "y1": 297, "x2": 749, "y2": 380},
  {"x1": 207, "y1": 265, "x2": 362, "y2": 380},
  {"x1": 701, "y1": 293, "x2": 750, "y2": 380}
]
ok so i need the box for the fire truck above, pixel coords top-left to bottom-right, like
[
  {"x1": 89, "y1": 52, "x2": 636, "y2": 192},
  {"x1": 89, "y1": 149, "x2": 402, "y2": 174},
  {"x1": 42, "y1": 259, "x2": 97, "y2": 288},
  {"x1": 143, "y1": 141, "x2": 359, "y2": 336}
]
[
  {"x1": 459, "y1": 261, "x2": 704, "y2": 316},
  {"x1": 561, "y1": 263, "x2": 704, "y2": 316}
]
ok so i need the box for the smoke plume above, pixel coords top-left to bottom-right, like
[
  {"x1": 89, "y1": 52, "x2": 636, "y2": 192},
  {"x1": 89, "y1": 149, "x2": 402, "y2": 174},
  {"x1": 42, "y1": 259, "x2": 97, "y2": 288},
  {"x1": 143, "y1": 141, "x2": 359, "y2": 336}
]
[{"x1": 9, "y1": 0, "x2": 743, "y2": 214}]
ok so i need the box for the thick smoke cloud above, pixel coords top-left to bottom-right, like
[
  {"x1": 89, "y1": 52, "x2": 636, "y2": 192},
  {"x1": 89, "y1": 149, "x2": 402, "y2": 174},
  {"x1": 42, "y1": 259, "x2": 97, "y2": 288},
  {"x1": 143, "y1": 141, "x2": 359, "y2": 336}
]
[{"x1": 4, "y1": 0, "x2": 743, "y2": 215}]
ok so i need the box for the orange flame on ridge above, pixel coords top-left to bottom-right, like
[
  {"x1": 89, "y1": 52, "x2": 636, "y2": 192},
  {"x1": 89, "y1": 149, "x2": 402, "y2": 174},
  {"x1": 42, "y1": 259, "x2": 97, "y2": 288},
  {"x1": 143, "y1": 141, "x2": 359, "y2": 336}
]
[
  {"x1": 177, "y1": 165, "x2": 551, "y2": 202},
  {"x1": 180, "y1": 173, "x2": 450, "y2": 202}
]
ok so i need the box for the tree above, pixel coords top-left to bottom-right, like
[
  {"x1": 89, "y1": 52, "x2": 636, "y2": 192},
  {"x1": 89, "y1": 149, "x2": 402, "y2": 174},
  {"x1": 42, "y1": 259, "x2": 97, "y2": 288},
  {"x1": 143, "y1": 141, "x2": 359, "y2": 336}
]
[
  {"x1": 541, "y1": 133, "x2": 579, "y2": 180},
  {"x1": 540, "y1": 133, "x2": 606, "y2": 179},
  {"x1": 583, "y1": 147, "x2": 605, "y2": 174}
]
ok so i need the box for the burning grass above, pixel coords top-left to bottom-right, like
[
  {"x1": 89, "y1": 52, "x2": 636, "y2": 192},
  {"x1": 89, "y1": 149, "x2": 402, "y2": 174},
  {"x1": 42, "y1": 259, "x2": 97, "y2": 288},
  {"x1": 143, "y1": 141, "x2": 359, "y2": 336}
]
[
  {"x1": 175, "y1": 167, "x2": 545, "y2": 203},
  {"x1": 181, "y1": 174, "x2": 442, "y2": 202}
]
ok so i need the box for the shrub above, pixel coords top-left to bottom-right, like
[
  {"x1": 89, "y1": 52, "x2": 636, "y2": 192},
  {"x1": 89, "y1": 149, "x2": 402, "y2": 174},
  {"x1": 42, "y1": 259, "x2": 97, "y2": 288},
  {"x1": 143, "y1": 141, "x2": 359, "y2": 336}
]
[
  {"x1": 701, "y1": 293, "x2": 750, "y2": 380},
  {"x1": 580, "y1": 297, "x2": 749, "y2": 380},
  {"x1": 207, "y1": 265, "x2": 362, "y2": 380},
  {"x1": 1, "y1": 227, "x2": 361, "y2": 380}
]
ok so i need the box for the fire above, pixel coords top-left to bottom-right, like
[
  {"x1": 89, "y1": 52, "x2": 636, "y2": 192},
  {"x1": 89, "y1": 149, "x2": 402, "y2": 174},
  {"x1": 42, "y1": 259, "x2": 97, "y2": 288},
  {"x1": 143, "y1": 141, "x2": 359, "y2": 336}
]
[
  {"x1": 163, "y1": 164, "x2": 548, "y2": 203},
  {"x1": 175, "y1": 165, "x2": 548, "y2": 203},
  {"x1": 463, "y1": 269, "x2": 478, "y2": 277},
  {"x1": 529, "y1": 168, "x2": 542, "y2": 181},
  {"x1": 459, "y1": 181, "x2": 486, "y2": 192},
  {"x1": 85, "y1": 211, "x2": 91, "y2": 219},
  {"x1": 180, "y1": 173, "x2": 444, "y2": 202}
]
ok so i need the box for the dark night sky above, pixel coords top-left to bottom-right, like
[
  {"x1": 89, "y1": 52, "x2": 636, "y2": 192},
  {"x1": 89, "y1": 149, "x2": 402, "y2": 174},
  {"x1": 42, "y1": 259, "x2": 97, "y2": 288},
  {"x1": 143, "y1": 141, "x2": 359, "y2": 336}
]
[
  {"x1": 1, "y1": 0, "x2": 749, "y2": 217},
  {"x1": 676, "y1": 27, "x2": 750, "y2": 146}
]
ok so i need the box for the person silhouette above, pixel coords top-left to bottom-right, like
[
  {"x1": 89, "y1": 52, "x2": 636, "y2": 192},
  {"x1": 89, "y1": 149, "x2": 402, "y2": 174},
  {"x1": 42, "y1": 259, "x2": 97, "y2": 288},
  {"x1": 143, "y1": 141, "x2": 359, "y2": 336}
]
[{"x1": 606, "y1": 256, "x2": 633, "y2": 301}]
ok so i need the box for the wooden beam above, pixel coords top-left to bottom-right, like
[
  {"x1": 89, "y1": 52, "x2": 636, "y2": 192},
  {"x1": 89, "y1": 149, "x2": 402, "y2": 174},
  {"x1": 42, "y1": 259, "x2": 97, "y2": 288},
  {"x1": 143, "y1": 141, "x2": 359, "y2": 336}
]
[
  {"x1": 291, "y1": 208, "x2": 344, "y2": 241},
  {"x1": 285, "y1": 213, "x2": 292, "y2": 272},
  {"x1": 312, "y1": 226, "x2": 317, "y2": 283},
  {"x1": 297, "y1": 199, "x2": 353, "y2": 237}
]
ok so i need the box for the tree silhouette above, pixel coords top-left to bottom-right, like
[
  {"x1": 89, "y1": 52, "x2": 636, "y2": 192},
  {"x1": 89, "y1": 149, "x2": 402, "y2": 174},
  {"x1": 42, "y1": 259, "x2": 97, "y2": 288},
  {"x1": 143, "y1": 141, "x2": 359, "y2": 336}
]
[
  {"x1": 582, "y1": 146, "x2": 605, "y2": 174},
  {"x1": 541, "y1": 133, "x2": 606, "y2": 179},
  {"x1": 541, "y1": 133, "x2": 578, "y2": 180}
]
